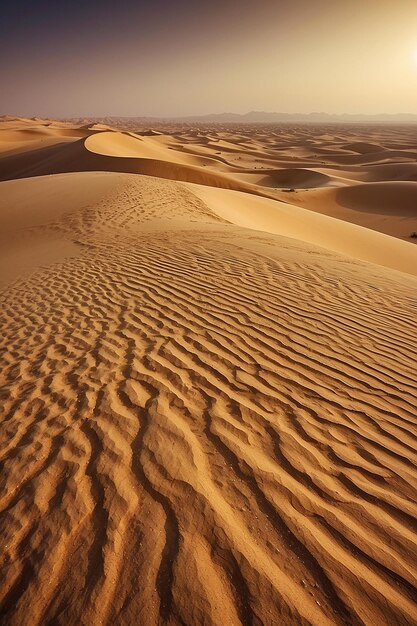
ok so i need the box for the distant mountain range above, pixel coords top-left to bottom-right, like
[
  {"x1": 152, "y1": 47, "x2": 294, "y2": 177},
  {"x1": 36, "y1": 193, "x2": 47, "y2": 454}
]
[
  {"x1": 71, "y1": 111, "x2": 417, "y2": 125},
  {"x1": 180, "y1": 111, "x2": 417, "y2": 123}
]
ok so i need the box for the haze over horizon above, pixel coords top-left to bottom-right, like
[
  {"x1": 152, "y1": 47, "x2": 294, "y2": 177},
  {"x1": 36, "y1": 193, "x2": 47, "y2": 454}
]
[{"x1": 2, "y1": 0, "x2": 417, "y2": 118}]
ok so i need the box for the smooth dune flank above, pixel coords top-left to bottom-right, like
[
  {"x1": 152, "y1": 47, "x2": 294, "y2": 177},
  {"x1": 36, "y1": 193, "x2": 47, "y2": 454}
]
[
  {"x1": 1, "y1": 119, "x2": 417, "y2": 626},
  {"x1": 187, "y1": 183, "x2": 417, "y2": 276}
]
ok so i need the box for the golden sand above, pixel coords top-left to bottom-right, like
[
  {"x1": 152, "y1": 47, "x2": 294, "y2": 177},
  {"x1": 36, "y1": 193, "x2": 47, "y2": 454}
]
[{"x1": 0, "y1": 118, "x2": 416, "y2": 625}]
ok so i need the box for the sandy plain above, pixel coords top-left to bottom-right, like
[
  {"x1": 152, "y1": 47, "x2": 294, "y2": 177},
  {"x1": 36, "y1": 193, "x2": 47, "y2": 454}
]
[{"x1": 0, "y1": 116, "x2": 416, "y2": 626}]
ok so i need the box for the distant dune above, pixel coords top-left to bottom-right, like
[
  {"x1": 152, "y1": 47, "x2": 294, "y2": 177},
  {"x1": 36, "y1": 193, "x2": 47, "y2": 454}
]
[{"x1": 1, "y1": 118, "x2": 416, "y2": 626}]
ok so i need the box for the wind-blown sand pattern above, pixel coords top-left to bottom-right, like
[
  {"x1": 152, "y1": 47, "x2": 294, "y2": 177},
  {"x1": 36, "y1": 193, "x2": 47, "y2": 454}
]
[{"x1": 1, "y1": 119, "x2": 417, "y2": 626}]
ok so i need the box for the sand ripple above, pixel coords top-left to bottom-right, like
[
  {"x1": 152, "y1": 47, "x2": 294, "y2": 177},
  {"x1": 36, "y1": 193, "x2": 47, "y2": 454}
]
[{"x1": 1, "y1": 174, "x2": 416, "y2": 625}]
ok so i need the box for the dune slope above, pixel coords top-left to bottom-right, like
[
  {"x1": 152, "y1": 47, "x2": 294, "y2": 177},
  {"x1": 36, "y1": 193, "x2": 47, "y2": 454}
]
[
  {"x1": 187, "y1": 183, "x2": 417, "y2": 276},
  {"x1": 293, "y1": 182, "x2": 417, "y2": 242},
  {"x1": 1, "y1": 172, "x2": 416, "y2": 626}
]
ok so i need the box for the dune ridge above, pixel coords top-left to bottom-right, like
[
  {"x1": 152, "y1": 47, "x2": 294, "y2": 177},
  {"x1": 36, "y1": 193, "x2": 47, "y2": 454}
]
[{"x1": 0, "y1": 135, "x2": 277, "y2": 199}]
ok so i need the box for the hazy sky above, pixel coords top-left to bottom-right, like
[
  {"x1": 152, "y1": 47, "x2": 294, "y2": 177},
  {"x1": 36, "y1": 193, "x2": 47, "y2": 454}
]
[{"x1": 2, "y1": 0, "x2": 417, "y2": 117}]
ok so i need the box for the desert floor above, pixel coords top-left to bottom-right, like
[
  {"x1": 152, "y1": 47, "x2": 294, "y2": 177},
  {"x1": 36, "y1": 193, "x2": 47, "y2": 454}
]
[{"x1": 0, "y1": 117, "x2": 416, "y2": 626}]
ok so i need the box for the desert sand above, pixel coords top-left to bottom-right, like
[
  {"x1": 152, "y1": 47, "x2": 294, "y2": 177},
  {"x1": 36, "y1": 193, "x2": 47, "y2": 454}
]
[{"x1": 0, "y1": 117, "x2": 416, "y2": 626}]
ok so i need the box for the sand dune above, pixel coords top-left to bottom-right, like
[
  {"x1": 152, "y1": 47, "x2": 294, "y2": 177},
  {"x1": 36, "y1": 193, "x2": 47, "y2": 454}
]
[
  {"x1": 342, "y1": 142, "x2": 385, "y2": 154},
  {"x1": 293, "y1": 182, "x2": 417, "y2": 241},
  {"x1": 188, "y1": 184, "x2": 417, "y2": 275},
  {"x1": 0, "y1": 134, "x2": 273, "y2": 198},
  {"x1": 0, "y1": 126, "x2": 89, "y2": 157},
  {"x1": 241, "y1": 168, "x2": 332, "y2": 189},
  {"x1": 85, "y1": 131, "x2": 218, "y2": 167},
  {"x1": 1, "y1": 121, "x2": 417, "y2": 626},
  {"x1": 336, "y1": 181, "x2": 417, "y2": 215},
  {"x1": 313, "y1": 150, "x2": 417, "y2": 166},
  {"x1": 363, "y1": 163, "x2": 417, "y2": 182}
]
